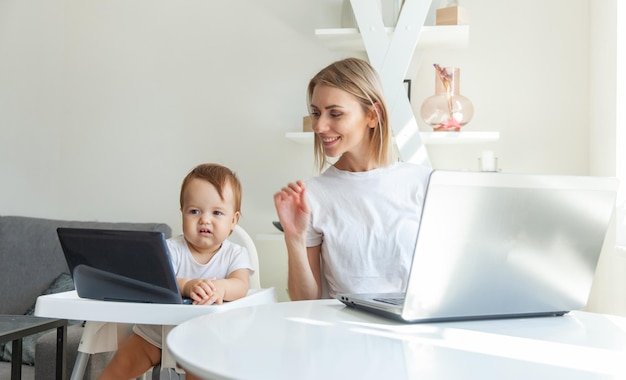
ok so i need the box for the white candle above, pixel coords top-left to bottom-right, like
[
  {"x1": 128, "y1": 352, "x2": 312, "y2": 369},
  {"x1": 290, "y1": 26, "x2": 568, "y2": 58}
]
[{"x1": 481, "y1": 150, "x2": 497, "y2": 172}]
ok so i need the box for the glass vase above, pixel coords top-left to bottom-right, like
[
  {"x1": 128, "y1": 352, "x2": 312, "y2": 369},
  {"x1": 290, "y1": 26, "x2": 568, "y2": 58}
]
[{"x1": 420, "y1": 67, "x2": 474, "y2": 131}]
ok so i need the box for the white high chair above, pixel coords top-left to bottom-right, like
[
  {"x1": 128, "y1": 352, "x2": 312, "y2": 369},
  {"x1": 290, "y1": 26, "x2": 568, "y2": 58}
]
[
  {"x1": 145, "y1": 224, "x2": 264, "y2": 379},
  {"x1": 229, "y1": 224, "x2": 261, "y2": 289}
]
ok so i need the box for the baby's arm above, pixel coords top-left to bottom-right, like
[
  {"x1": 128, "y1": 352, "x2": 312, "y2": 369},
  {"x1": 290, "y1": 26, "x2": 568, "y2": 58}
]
[
  {"x1": 205, "y1": 269, "x2": 250, "y2": 304},
  {"x1": 177, "y1": 277, "x2": 215, "y2": 304},
  {"x1": 177, "y1": 269, "x2": 250, "y2": 305}
]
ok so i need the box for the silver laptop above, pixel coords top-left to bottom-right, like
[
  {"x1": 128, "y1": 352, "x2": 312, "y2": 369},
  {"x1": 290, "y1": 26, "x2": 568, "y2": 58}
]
[{"x1": 337, "y1": 170, "x2": 618, "y2": 322}]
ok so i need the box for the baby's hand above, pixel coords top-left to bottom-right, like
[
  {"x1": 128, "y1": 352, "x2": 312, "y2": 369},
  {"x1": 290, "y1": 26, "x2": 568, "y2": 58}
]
[
  {"x1": 197, "y1": 286, "x2": 226, "y2": 305},
  {"x1": 184, "y1": 278, "x2": 214, "y2": 304},
  {"x1": 187, "y1": 278, "x2": 225, "y2": 305}
]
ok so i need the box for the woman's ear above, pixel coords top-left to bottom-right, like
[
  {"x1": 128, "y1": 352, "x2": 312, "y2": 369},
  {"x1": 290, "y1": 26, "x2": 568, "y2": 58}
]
[{"x1": 367, "y1": 102, "x2": 382, "y2": 129}]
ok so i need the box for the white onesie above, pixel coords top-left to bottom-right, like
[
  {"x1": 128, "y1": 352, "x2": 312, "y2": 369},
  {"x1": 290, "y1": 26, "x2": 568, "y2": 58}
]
[{"x1": 133, "y1": 234, "x2": 253, "y2": 348}]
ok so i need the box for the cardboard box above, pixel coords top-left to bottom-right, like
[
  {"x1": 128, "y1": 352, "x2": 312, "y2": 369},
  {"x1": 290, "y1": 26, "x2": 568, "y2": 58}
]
[
  {"x1": 302, "y1": 116, "x2": 312, "y2": 132},
  {"x1": 436, "y1": 6, "x2": 469, "y2": 26}
]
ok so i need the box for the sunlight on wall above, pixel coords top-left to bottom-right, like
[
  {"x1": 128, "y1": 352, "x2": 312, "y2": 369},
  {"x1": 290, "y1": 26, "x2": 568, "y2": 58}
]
[{"x1": 616, "y1": 0, "x2": 626, "y2": 248}]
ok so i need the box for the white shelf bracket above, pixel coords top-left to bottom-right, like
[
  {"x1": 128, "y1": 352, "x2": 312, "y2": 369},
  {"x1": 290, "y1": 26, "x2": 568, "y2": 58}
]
[{"x1": 350, "y1": 0, "x2": 433, "y2": 167}]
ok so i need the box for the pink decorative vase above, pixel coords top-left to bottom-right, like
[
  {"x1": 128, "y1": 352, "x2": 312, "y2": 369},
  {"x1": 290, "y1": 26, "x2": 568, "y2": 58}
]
[{"x1": 420, "y1": 67, "x2": 474, "y2": 131}]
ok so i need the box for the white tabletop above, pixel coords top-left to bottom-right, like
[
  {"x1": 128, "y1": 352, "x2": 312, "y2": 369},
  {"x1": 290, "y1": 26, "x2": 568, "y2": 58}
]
[
  {"x1": 34, "y1": 288, "x2": 277, "y2": 325},
  {"x1": 167, "y1": 299, "x2": 626, "y2": 380},
  {"x1": 34, "y1": 287, "x2": 278, "y2": 378}
]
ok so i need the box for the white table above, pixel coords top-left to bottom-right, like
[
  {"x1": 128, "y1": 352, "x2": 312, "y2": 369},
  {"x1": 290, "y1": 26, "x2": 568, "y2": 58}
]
[
  {"x1": 34, "y1": 288, "x2": 277, "y2": 379},
  {"x1": 167, "y1": 299, "x2": 626, "y2": 380}
]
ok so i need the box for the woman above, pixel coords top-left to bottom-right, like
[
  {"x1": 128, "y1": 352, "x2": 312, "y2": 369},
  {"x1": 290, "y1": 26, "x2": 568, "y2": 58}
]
[{"x1": 274, "y1": 58, "x2": 431, "y2": 300}]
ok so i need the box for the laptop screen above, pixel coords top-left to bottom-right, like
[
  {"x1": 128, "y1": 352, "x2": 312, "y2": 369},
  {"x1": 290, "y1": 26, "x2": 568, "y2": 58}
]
[
  {"x1": 57, "y1": 228, "x2": 182, "y2": 304},
  {"x1": 402, "y1": 171, "x2": 618, "y2": 321}
]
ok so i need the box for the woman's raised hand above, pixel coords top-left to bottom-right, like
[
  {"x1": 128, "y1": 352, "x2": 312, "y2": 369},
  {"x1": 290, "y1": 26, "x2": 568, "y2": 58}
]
[{"x1": 273, "y1": 180, "x2": 310, "y2": 236}]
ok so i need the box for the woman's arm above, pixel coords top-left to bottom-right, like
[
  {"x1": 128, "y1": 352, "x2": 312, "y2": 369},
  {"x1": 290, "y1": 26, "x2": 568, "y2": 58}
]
[
  {"x1": 286, "y1": 243, "x2": 322, "y2": 300},
  {"x1": 274, "y1": 180, "x2": 322, "y2": 300}
]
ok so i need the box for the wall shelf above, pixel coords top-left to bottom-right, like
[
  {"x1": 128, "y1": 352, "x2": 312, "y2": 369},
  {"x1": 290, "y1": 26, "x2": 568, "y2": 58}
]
[
  {"x1": 312, "y1": 2, "x2": 479, "y2": 165},
  {"x1": 286, "y1": 131, "x2": 499, "y2": 145},
  {"x1": 315, "y1": 25, "x2": 469, "y2": 51},
  {"x1": 420, "y1": 131, "x2": 499, "y2": 144}
]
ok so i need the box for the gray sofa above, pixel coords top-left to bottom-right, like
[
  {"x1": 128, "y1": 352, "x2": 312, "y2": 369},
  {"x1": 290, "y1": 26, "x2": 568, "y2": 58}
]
[{"x1": 0, "y1": 215, "x2": 172, "y2": 380}]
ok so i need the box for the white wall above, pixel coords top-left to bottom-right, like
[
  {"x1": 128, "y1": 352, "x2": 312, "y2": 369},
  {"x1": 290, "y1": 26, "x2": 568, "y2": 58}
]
[
  {"x1": 415, "y1": 0, "x2": 590, "y2": 174},
  {"x1": 0, "y1": 0, "x2": 340, "y2": 235},
  {"x1": 585, "y1": 0, "x2": 626, "y2": 315},
  {"x1": 2, "y1": 0, "x2": 618, "y2": 306}
]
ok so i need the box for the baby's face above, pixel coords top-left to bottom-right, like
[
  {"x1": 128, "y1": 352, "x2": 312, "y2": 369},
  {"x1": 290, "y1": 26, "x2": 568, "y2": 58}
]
[{"x1": 180, "y1": 178, "x2": 238, "y2": 255}]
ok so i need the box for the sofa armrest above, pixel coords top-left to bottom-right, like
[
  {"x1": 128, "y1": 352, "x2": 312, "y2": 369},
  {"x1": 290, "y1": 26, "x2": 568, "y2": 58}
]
[{"x1": 35, "y1": 324, "x2": 113, "y2": 380}]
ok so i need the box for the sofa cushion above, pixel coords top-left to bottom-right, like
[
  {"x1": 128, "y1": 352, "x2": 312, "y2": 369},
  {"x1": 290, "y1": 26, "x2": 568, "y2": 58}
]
[
  {"x1": 0, "y1": 215, "x2": 172, "y2": 315},
  {"x1": 23, "y1": 272, "x2": 75, "y2": 316}
]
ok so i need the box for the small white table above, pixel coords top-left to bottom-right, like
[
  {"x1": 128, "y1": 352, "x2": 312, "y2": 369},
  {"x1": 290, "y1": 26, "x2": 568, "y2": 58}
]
[
  {"x1": 167, "y1": 299, "x2": 626, "y2": 380},
  {"x1": 34, "y1": 288, "x2": 277, "y2": 379}
]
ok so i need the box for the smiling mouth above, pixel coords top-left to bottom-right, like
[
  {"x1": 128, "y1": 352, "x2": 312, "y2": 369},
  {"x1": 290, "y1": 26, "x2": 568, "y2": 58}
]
[
  {"x1": 321, "y1": 136, "x2": 340, "y2": 145},
  {"x1": 199, "y1": 228, "x2": 212, "y2": 234}
]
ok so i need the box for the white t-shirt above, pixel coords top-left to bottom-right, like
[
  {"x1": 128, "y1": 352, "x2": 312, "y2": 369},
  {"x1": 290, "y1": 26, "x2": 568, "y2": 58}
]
[
  {"x1": 305, "y1": 162, "x2": 431, "y2": 298},
  {"x1": 134, "y1": 234, "x2": 254, "y2": 348},
  {"x1": 167, "y1": 234, "x2": 254, "y2": 280}
]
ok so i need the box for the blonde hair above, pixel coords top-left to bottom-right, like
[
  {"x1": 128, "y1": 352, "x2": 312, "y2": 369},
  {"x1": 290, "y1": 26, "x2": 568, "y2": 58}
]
[
  {"x1": 179, "y1": 163, "x2": 242, "y2": 213},
  {"x1": 307, "y1": 58, "x2": 396, "y2": 172}
]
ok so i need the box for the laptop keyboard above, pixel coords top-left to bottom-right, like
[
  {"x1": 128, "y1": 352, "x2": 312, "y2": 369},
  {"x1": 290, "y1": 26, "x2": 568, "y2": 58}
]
[{"x1": 373, "y1": 297, "x2": 404, "y2": 306}]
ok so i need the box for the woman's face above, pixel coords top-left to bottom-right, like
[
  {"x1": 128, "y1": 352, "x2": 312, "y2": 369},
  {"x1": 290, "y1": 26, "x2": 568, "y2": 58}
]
[{"x1": 310, "y1": 85, "x2": 376, "y2": 161}]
